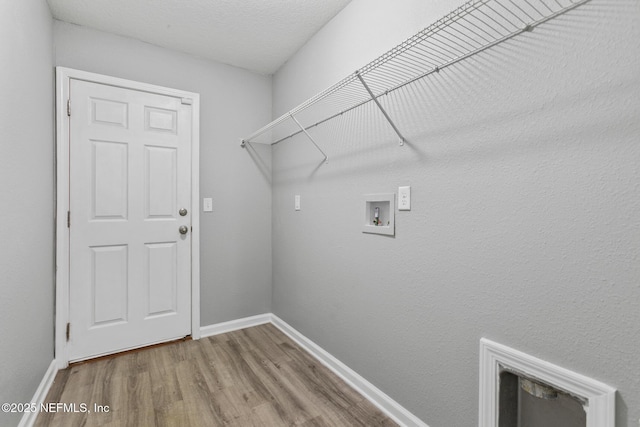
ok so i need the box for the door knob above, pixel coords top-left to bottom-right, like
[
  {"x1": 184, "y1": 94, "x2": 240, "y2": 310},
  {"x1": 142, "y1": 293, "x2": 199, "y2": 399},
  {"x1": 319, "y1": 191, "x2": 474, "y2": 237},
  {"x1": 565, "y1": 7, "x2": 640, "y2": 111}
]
[
  {"x1": 179, "y1": 208, "x2": 188, "y2": 216},
  {"x1": 179, "y1": 225, "x2": 189, "y2": 235}
]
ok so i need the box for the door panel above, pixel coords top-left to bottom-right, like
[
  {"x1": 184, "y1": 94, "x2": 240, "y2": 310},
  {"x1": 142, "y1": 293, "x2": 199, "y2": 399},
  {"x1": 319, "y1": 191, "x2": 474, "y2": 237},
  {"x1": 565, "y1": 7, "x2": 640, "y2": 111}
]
[
  {"x1": 92, "y1": 140, "x2": 128, "y2": 220},
  {"x1": 91, "y1": 245, "x2": 128, "y2": 325},
  {"x1": 68, "y1": 79, "x2": 191, "y2": 361},
  {"x1": 146, "y1": 242, "x2": 177, "y2": 317},
  {"x1": 91, "y1": 98, "x2": 128, "y2": 127},
  {"x1": 145, "y1": 107, "x2": 177, "y2": 133},
  {"x1": 145, "y1": 146, "x2": 177, "y2": 218}
]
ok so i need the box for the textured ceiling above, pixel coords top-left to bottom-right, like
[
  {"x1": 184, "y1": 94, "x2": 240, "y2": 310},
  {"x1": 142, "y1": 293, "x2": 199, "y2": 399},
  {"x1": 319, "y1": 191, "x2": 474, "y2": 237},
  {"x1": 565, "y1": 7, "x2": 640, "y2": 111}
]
[{"x1": 46, "y1": 0, "x2": 352, "y2": 75}]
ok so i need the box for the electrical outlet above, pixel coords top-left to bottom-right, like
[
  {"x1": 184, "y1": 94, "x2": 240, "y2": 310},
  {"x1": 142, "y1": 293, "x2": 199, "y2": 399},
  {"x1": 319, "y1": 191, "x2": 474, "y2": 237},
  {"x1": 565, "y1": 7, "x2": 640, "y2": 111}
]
[
  {"x1": 203, "y1": 197, "x2": 213, "y2": 212},
  {"x1": 295, "y1": 195, "x2": 301, "y2": 211},
  {"x1": 398, "y1": 186, "x2": 411, "y2": 211}
]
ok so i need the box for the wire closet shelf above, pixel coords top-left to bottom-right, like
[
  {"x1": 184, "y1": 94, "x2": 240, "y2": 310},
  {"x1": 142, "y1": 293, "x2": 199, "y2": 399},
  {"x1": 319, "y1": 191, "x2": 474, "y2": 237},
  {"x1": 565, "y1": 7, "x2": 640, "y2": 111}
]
[{"x1": 241, "y1": 0, "x2": 590, "y2": 159}]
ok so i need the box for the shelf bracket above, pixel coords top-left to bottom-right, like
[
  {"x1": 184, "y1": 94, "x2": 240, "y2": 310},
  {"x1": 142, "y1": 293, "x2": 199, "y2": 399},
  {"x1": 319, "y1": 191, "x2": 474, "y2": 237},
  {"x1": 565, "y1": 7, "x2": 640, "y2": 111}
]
[
  {"x1": 356, "y1": 71, "x2": 406, "y2": 146},
  {"x1": 289, "y1": 113, "x2": 328, "y2": 163}
]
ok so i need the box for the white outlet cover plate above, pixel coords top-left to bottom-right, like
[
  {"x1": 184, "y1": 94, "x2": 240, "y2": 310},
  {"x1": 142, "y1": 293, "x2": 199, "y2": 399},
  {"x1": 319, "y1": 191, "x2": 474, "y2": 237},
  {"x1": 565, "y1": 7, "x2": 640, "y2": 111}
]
[
  {"x1": 203, "y1": 197, "x2": 213, "y2": 212},
  {"x1": 295, "y1": 195, "x2": 301, "y2": 211},
  {"x1": 398, "y1": 186, "x2": 411, "y2": 211}
]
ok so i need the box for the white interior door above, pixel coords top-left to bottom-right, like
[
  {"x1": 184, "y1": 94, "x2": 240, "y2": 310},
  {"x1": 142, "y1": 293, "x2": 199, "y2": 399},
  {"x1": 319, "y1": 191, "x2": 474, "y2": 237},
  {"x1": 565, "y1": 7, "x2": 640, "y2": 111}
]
[{"x1": 68, "y1": 79, "x2": 192, "y2": 361}]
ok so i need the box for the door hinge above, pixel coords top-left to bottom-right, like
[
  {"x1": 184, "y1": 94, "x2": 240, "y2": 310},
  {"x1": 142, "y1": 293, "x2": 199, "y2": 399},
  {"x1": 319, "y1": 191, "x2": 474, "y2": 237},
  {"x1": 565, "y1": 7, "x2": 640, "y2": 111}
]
[
  {"x1": 67, "y1": 99, "x2": 71, "y2": 117},
  {"x1": 67, "y1": 211, "x2": 70, "y2": 228},
  {"x1": 66, "y1": 323, "x2": 70, "y2": 342}
]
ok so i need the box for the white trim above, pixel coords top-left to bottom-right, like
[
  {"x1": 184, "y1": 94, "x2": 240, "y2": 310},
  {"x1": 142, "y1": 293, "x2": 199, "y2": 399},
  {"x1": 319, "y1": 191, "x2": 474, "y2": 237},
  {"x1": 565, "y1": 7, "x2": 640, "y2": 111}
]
[
  {"x1": 271, "y1": 315, "x2": 428, "y2": 427},
  {"x1": 200, "y1": 313, "x2": 272, "y2": 338},
  {"x1": 47, "y1": 313, "x2": 426, "y2": 427},
  {"x1": 18, "y1": 360, "x2": 58, "y2": 427},
  {"x1": 189, "y1": 94, "x2": 201, "y2": 340},
  {"x1": 479, "y1": 338, "x2": 616, "y2": 427},
  {"x1": 55, "y1": 67, "x2": 201, "y2": 368},
  {"x1": 55, "y1": 67, "x2": 70, "y2": 370}
]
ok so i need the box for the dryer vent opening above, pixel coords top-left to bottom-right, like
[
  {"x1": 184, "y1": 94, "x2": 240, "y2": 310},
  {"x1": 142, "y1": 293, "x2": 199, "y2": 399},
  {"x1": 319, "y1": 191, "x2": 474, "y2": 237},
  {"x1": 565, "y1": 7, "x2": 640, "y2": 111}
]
[
  {"x1": 499, "y1": 372, "x2": 586, "y2": 427},
  {"x1": 480, "y1": 339, "x2": 616, "y2": 427}
]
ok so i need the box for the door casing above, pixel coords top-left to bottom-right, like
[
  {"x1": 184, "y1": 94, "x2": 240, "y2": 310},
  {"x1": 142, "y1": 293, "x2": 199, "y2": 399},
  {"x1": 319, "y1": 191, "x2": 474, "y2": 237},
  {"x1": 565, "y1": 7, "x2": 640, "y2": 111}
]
[{"x1": 55, "y1": 67, "x2": 201, "y2": 369}]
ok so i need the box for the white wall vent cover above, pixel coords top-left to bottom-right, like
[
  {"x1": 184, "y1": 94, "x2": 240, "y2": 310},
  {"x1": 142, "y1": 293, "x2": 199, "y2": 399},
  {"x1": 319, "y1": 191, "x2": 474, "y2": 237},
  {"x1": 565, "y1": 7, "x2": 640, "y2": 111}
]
[{"x1": 479, "y1": 338, "x2": 616, "y2": 427}]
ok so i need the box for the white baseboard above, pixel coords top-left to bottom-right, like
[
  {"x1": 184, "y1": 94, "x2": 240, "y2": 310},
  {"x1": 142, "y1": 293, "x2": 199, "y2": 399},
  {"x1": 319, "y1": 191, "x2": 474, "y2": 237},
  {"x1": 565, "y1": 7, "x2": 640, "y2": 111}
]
[
  {"x1": 199, "y1": 313, "x2": 271, "y2": 338},
  {"x1": 18, "y1": 359, "x2": 58, "y2": 427},
  {"x1": 270, "y1": 314, "x2": 428, "y2": 427},
  {"x1": 28, "y1": 315, "x2": 425, "y2": 427}
]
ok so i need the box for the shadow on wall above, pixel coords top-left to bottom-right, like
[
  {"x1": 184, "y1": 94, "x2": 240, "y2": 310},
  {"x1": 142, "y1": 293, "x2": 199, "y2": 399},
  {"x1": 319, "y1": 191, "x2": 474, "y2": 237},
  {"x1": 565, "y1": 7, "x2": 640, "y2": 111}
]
[
  {"x1": 243, "y1": 140, "x2": 272, "y2": 184},
  {"x1": 267, "y1": 1, "x2": 635, "y2": 185}
]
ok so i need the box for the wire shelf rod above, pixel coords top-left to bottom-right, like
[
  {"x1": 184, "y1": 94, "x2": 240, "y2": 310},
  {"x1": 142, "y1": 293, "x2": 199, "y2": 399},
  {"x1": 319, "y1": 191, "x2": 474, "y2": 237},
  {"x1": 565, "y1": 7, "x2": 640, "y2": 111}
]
[
  {"x1": 454, "y1": 17, "x2": 496, "y2": 43},
  {"x1": 357, "y1": 0, "x2": 491, "y2": 77},
  {"x1": 386, "y1": 51, "x2": 433, "y2": 75},
  {"x1": 437, "y1": 27, "x2": 482, "y2": 53},
  {"x1": 242, "y1": 0, "x2": 591, "y2": 147},
  {"x1": 400, "y1": 48, "x2": 442, "y2": 68},
  {"x1": 440, "y1": 26, "x2": 485, "y2": 50}
]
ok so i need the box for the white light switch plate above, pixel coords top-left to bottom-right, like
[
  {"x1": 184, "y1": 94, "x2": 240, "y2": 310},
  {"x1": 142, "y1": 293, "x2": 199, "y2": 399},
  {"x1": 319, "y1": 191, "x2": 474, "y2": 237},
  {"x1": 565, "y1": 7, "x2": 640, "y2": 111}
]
[
  {"x1": 203, "y1": 197, "x2": 213, "y2": 212},
  {"x1": 295, "y1": 195, "x2": 301, "y2": 211},
  {"x1": 398, "y1": 186, "x2": 411, "y2": 210}
]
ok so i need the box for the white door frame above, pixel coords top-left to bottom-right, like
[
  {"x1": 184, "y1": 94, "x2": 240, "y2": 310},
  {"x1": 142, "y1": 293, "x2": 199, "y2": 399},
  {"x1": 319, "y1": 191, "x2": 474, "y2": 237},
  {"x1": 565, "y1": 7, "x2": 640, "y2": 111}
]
[{"x1": 55, "y1": 67, "x2": 201, "y2": 369}]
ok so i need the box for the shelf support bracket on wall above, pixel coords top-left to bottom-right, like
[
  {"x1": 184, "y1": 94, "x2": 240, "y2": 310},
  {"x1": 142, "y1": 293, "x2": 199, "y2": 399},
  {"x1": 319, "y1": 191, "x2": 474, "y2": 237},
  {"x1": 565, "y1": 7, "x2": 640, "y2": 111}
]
[
  {"x1": 289, "y1": 113, "x2": 328, "y2": 163},
  {"x1": 241, "y1": 0, "x2": 591, "y2": 155},
  {"x1": 356, "y1": 71, "x2": 406, "y2": 146}
]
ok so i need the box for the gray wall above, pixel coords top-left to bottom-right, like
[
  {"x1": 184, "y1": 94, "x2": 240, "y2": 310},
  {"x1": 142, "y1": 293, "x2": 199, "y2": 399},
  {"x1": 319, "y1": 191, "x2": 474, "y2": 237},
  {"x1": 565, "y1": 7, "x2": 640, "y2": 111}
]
[
  {"x1": 54, "y1": 21, "x2": 273, "y2": 326},
  {"x1": 0, "y1": 1, "x2": 54, "y2": 426},
  {"x1": 271, "y1": 1, "x2": 640, "y2": 426}
]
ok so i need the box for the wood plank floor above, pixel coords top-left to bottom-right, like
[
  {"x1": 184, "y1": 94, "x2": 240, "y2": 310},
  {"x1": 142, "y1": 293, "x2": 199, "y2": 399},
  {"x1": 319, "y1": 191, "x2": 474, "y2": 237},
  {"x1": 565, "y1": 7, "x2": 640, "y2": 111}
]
[{"x1": 35, "y1": 323, "x2": 398, "y2": 427}]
